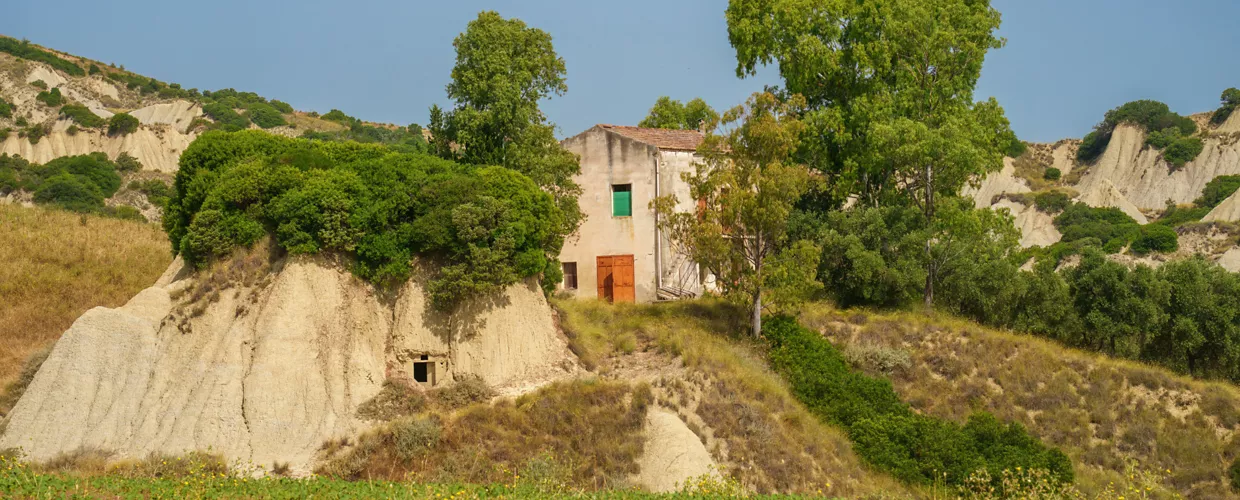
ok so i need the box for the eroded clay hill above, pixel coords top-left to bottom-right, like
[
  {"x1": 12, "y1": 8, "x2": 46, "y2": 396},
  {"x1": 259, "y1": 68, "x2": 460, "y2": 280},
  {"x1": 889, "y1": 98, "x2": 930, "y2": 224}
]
[{"x1": 0, "y1": 254, "x2": 578, "y2": 474}]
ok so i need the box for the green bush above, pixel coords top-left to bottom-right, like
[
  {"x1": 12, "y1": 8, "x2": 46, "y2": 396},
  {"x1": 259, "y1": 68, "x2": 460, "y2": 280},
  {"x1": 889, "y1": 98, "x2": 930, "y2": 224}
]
[
  {"x1": 1043, "y1": 167, "x2": 1061, "y2": 181},
  {"x1": 115, "y1": 152, "x2": 142, "y2": 172},
  {"x1": 165, "y1": 131, "x2": 566, "y2": 308},
  {"x1": 66, "y1": 124, "x2": 79, "y2": 136},
  {"x1": 1163, "y1": 137, "x2": 1204, "y2": 169},
  {"x1": 1196, "y1": 176, "x2": 1240, "y2": 209},
  {"x1": 763, "y1": 316, "x2": 1073, "y2": 488},
  {"x1": 33, "y1": 173, "x2": 105, "y2": 212},
  {"x1": 20, "y1": 124, "x2": 49, "y2": 145},
  {"x1": 130, "y1": 178, "x2": 171, "y2": 207},
  {"x1": 246, "y1": 103, "x2": 286, "y2": 129},
  {"x1": 0, "y1": 38, "x2": 85, "y2": 76},
  {"x1": 104, "y1": 205, "x2": 147, "y2": 222},
  {"x1": 0, "y1": 97, "x2": 12, "y2": 118},
  {"x1": 1034, "y1": 191, "x2": 1071, "y2": 213},
  {"x1": 1154, "y1": 204, "x2": 1209, "y2": 227},
  {"x1": 201, "y1": 102, "x2": 250, "y2": 131},
  {"x1": 107, "y1": 113, "x2": 140, "y2": 136},
  {"x1": 1231, "y1": 455, "x2": 1240, "y2": 491},
  {"x1": 59, "y1": 104, "x2": 105, "y2": 128},
  {"x1": 89, "y1": 64, "x2": 101, "y2": 75},
  {"x1": 1130, "y1": 224, "x2": 1179, "y2": 255},
  {"x1": 1054, "y1": 202, "x2": 1140, "y2": 253},
  {"x1": 30, "y1": 80, "x2": 47, "y2": 90},
  {"x1": 41, "y1": 153, "x2": 122, "y2": 197},
  {"x1": 0, "y1": 128, "x2": 9, "y2": 140},
  {"x1": 321, "y1": 109, "x2": 353, "y2": 124},
  {"x1": 269, "y1": 100, "x2": 294, "y2": 114},
  {"x1": 1212, "y1": 88, "x2": 1239, "y2": 126},
  {"x1": 35, "y1": 88, "x2": 63, "y2": 107}
]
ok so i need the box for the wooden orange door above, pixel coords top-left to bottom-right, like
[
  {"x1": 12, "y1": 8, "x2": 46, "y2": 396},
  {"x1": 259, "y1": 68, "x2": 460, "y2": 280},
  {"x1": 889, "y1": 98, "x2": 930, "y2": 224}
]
[
  {"x1": 612, "y1": 255, "x2": 635, "y2": 303},
  {"x1": 597, "y1": 256, "x2": 614, "y2": 302},
  {"x1": 596, "y1": 255, "x2": 635, "y2": 303}
]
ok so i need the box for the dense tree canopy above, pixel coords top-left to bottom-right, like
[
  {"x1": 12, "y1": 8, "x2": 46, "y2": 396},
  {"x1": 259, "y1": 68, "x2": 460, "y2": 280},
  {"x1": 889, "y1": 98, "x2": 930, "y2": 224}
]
[
  {"x1": 638, "y1": 97, "x2": 719, "y2": 131},
  {"x1": 165, "y1": 131, "x2": 566, "y2": 308},
  {"x1": 428, "y1": 11, "x2": 582, "y2": 238},
  {"x1": 727, "y1": 0, "x2": 1015, "y2": 306}
]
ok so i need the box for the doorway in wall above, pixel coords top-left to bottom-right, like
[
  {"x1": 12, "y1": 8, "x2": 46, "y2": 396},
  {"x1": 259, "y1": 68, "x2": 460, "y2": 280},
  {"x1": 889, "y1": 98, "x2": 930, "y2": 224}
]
[{"x1": 596, "y1": 255, "x2": 635, "y2": 303}]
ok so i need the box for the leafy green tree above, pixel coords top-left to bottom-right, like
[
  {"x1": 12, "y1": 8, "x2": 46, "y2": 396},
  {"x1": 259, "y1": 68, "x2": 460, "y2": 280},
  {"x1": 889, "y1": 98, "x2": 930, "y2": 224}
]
[
  {"x1": 727, "y1": 0, "x2": 1013, "y2": 308},
  {"x1": 429, "y1": 11, "x2": 583, "y2": 240},
  {"x1": 638, "y1": 96, "x2": 719, "y2": 130},
  {"x1": 107, "y1": 113, "x2": 140, "y2": 136},
  {"x1": 1213, "y1": 88, "x2": 1240, "y2": 125},
  {"x1": 1064, "y1": 249, "x2": 1169, "y2": 356},
  {"x1": 653, "y1": 92, "x2": 819, "y2": 337},
  {"x1": 246, "y1": 103, "x2": 287, "y2": 129},
  {"x1": 1151, "y1": 257, "x2": 1240, "y2": 378}
]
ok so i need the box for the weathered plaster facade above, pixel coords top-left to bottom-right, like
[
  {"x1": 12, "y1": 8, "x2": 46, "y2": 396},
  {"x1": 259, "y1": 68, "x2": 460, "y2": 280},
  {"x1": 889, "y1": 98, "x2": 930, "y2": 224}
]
[{"x1": 558, "y1": 125, "x2": 705, "y2": 303}]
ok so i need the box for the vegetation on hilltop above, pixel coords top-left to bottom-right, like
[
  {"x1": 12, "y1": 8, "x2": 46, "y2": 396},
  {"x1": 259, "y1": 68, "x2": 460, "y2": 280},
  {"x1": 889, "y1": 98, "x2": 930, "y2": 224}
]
[
  {"x1": 165, "y1": 131, "x2": 566, "y2": 308},
  {"x1": 1212, "y1": 87, "x2": 1240, "y2": 125},
  {"x1": 0, "y1": 204, "x2": 169, "y2": 412},
  {"x1": 1076, "y1": 100, "x2": 1203, "y2": 167},
  {"x1": 638, "y1": 97, "x2": 719, "y2": 130},
  {"x1": 0, "y1": 37, "x2": 84, "y2": 76}
]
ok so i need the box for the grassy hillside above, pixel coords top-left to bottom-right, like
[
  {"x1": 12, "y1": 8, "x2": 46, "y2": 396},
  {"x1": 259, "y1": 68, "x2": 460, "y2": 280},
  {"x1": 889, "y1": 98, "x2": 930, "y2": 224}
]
[
  {"x1": 0, "y1": 203, "x2": 169, "y2": 414},
  {"x1": 799, "y1": 304, "x2": 1240, "y2": 498}
]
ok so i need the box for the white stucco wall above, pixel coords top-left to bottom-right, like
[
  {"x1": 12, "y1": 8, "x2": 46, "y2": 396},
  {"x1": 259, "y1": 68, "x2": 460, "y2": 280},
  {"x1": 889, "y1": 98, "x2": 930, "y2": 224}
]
[{"x1": 558, "y1": 127, "x2": 702, "y2": 302}]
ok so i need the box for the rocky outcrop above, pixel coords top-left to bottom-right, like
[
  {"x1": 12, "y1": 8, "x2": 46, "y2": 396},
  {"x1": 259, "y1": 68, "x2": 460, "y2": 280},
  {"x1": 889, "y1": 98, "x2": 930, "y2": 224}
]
[
  {"x1": 633, "y1": 407, "x2": 718, "y2": 492},
  {"x1": 1202, "y1": 190, "x2": 1240, "y2": 222},
  {"x1": 0, "y1": 127, "x2": 194, "y2": 173},
  {"x1": 965, "y1": 158, "x2": 1030, "y2": 209},
  {"x1": 992, "y1": 199, "x2": 1062, "y2": 248},
  {"x1": 0, "y1": 257, "x2": 577, "y2": 473},
  {"x1": 1077, "y1": 177, "x2": 1149, "y2": 224},
  {"x1": 128, "y1": 100, "x2": 203, "y2": 134},
  {"x1": 1075, "y1": 124, "x2": 1240, "y2": 211}
]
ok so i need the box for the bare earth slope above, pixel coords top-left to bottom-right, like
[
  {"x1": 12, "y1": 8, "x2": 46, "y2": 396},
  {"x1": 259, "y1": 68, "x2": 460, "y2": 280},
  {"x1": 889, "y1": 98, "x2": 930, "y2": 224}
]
[{"x1": 0, "y1": 256, "x2": 576, "y2": 474}]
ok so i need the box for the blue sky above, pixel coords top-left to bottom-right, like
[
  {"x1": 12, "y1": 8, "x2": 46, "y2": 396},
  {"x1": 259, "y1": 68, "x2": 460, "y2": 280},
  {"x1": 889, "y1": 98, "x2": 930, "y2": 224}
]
[{"x1": 4, "y1": 1, "x2": 1238, "y2": 143}]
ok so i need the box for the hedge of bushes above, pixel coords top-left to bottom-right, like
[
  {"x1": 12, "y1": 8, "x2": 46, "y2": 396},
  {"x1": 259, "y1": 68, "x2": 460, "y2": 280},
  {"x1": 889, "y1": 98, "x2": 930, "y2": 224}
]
[
  {"x1": 763, "y1": 316, "x2": 1073, "y2": 489},
  {"x1": 59, "y1": 104, "x2": 105, "y2": 128},
  {"x1": 1077, "y1": 100, "x2": 1200, "y2": 165},
  {"x1": 0, "y1": 152, "x2": 121, "y2": 213},
  {"x1": 812, "y1": 202, "x2": 1240, "y2": 383},
  {"x1": 0, "y1": 37, "x2": 84, "y2": 76},
  {"x1": 165, "y1": 131, "x2": 566, "y2": 308}
]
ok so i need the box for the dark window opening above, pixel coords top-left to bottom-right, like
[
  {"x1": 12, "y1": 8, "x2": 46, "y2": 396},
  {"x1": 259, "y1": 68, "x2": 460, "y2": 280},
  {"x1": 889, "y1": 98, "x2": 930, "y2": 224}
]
[{"x1": 563, "y1": 262, "x2": 578, "y2": 289}]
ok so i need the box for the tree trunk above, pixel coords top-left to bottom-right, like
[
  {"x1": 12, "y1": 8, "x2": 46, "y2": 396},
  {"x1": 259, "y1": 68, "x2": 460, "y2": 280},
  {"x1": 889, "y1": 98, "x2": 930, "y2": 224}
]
[
  {"x1": 752, "y1": 288, "x2": 763, "y2": 338},
  {"x1": 923, "y1": 162, "x2": 935, "y2": 311}
]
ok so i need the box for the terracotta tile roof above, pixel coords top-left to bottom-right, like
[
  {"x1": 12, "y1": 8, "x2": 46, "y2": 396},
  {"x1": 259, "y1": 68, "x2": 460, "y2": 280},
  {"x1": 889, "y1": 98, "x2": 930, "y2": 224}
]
[{"x1": 599, "y1": 124, "x2": 703, "y2": 152}]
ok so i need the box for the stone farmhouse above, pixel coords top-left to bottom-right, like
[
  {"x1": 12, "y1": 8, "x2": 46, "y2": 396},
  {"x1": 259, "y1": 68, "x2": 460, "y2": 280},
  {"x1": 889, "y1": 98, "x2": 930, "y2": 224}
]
[{"x1": 557, "y1": 124, "x2": 713, "y2": 303}]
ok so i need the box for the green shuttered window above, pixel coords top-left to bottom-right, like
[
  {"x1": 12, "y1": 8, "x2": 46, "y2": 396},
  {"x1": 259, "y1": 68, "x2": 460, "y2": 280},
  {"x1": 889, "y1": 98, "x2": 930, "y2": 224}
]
[{"x1": 612, "y1": 184, "x2": 632, "y2": 217}]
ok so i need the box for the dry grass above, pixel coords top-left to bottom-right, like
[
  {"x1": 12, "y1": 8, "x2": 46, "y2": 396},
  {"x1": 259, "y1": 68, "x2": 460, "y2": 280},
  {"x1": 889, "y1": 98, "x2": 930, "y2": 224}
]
[
  {"x1": 555, "y1": 299, "x2": 910, "y2": 498},
  {"x1": 0, "y1": 204, "x2": 170, "y2": 412},
  {"x1": 287, "y1": 112, "x2": 348, "y2": 133},
  {"x1": 319, "y1": 379, "x2": 650, "y2": 492},
  {"x1": 800, "y1": 304, "x2": 1240, "y2": 499},
  {"x1": 1012, "y1": 152, "x2": 1055, "y2": 191}
]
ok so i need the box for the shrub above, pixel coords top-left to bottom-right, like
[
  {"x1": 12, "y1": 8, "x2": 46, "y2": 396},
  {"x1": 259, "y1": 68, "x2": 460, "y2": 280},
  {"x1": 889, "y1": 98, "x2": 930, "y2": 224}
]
[
  {"x1": 59, "y1": 104, "x2": 105, "y2": 128},
  {"x1": 1230, "y1": 455, "x2": 1240, "y2": 491},
  {"x1": 1130, "y1": 224, "x2": 1178, "y2": 255},
  {"x1": 35, "y1": 88, "x2": 63, "y2": 107},
  {"x1": 66, "y1": 124, "x2": 79, "y2": 136},
  {"x1": 1163, "y1": 136, "x2": 1204, "y2": 169},
  {"x1": 30, "y1": 79, "x2": 47, "y2": 90},
  {"x1": 269, "y1": 100, "x2": 294, "y2": 114},
  {"x1": 356, "y1": 381, "x2": 428, "y2": 421},
  {"x1": 1154, "y1": 204, "x2": 1209, "y2": 227},
  {"x1": 128, "y1": 179, "x2": 171, "y2": 207},
  {"x1": 391, "y1": 416, "x2": 441, "y2": 459},
  {"x1": 0, "y1": 128, "x2": 8, "y2": 141},
  {"x1": 0, "y1": 97, "x2": 12, "y2": 119},
  {"x1": 1054, "y1": 202, "x2": 1140, "y2": 252},
  {"x1": 166, "y1": 131, "x2": 566, "y2": 308},
  {"x1": 1043, "y1": 167, "x2": 1061, "y2": 181},
  {"x1": 89, "y1": 64, "x2": 101, "y2": 75},
  {"x1": 20, "y1": 124, "x2": 49, "y2": 145},
  {"x1": 107, "y1": 113, "x2": 139, "y2": 136},
  {"x1": 201, "y1": 102, "x2": 250, "y2": 131},
  {"x1": 114, "y1": 152, "x2": 142, "y2": 172},
  {"x1": 1213, "y1": 88, "x2": 1240, "y2": 126},
  {"x1": 0, "y1": 38, "x2": 85, "y2": 76},
  {"x1": 104, "y1": 205, "x2": 147, "y2": 222},
  {"x1": 762, "y1": 316, "x2": 1073, "y2": 488},
  {"x1": 1196, "y1": 175, "x2": 1240, "y2": 209},
  {"x1": 246, "y1": 103, "x2": 286, "y2": 129},
  {"x1": 321, "y1": 109, "x2": 353, "y2": 124},
  {"x1": 431, "y1": 375, "x2": 495, "y2": 410},
  {"x1": 34, "y1": 173, "x2": 105, "y2": 212},
  {"x1": 1033, "y1": 191, "x2": 1071, "y2": 214},
  {"x1": 16, "y1": 117, "x2": 27, "y2": 126}
]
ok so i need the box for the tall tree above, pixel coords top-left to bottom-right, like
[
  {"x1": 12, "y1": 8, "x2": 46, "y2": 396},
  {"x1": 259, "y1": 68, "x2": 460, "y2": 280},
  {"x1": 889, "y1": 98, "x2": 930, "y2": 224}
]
[
  {"x1": 429, "y1": 11, "x2": 582, "y2": 237},
  {"x1": 727, "y1": 0, "x2": 1016, "y2": 307},
  {"x1": 653, "y1": 92, "x2": 820, "y2": 338},
  {"x1": 638, "y1": 97, "x2": 720, "y2": 130}
]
